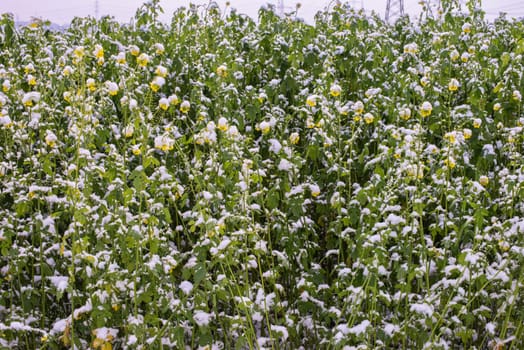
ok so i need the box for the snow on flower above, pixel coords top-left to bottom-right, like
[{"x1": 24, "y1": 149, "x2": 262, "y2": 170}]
[
  {"x1": 22, "y1": 91, "x2": 41, "y2": 106},
  {"x1": 193, "y1": 310, "x2": 214, "y2": 327},
  {"x1": 278, "y1": 159, "x2": 293, "y2": 171},
  {"x1": 180, "y1": 100, "x2": 190, "y2": 113},
  {"x1": 419, "y1": 101, "x2": 432, "y2": 117},
  {"x1": 154, "y1": 135, "x2": 174, "y2": 151},
  {"x1": 48, "y1": 276, "x2": 68, "y2": 292},
  {"x1": 150, "y1": 76, "x2": 166, "y2": 92},
  {"x1": 268, "y1": 139, "x2": 282, "y2": 154},
  {"x1": 159, "y1": 97, "x2": 169, "y2": 110},
  {"x1": 2, "y1": 6, "x2": 524, "y2": 350},
  {"x1": 330, "y1": 83, "x2": 341, "y2": 97},
  {"x1": 45, "y1": 130, "x2": 58, "y2": 147},
  {"x1": 180, "y1": 281, "x2": 193, "y2": 295},
  {"x1": 105, "y1": 81, "x2": 119, "y2": 96},
  {"x1": 216, "y1": 64, "x2": 228, "y2": 77},
  {"x1": 217, "y1": 117, "x2": 228, "y2": 131},
  {"x1": 410, "y1": 302, "x2": 434, "y2": 317}
]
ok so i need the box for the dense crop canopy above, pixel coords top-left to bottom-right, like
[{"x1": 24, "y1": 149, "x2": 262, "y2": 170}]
[{"x1": 0, "y1": 0, "x2": 523, "y2": 348}]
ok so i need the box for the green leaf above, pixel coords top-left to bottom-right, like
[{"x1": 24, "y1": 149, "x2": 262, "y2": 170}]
[
  {"x1": 74, "y1": 209, "x2": 87, "y2": 225},
  {"x1": 163, "y1": 207, "x2": 172, "y2": 224},
  {"x1": 266, "y1": 188, "x2": 280, "y2": 210},
  {"x1": 194, "y1": 263, "x2": 207, "y2": 285},
  {"x1": 132, "y1": 171, "x2": 148, "y2": 191},
  {"x1": 42, "y1": 158, "x2": 54, "y2": 176},
  {"x1": 144, "y1": 155, "x2": 160, "y2": 169}
]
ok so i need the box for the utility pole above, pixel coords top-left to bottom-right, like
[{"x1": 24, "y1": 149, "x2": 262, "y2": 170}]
[
  {"x1": 277, "y1": 0, "x2": 284, "y2": 16},
  {"x1": 385, "y1": 0, "x2": 404, "y2": 22},
  {"x1": 95, "y1": 0, "x2": 99, "y2": 19}
]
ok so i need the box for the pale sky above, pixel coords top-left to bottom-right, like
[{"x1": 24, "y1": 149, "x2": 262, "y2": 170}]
[{"x1": 0, "y1": 0, "x2": 523, "y2": 25}]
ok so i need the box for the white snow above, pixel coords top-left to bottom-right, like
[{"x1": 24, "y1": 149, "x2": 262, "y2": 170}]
[
  {"x1": 386, "y1": 213, "x2": 406, "y2": 226},
  {"x1": 278, "y1": 159, "x2": 293, "y2": 171},
  {"x1": 410, "y1": 302, "x2": 434, "y2": 317},
  {"x1": 180, "y1": 281, "x2": 193, "y2": 295},
  {"x1": 485, "y1": 322, "x2": 496, "y2": 335},
  {"x1": 50, "y1": 318, "x2": 69, "y2": 335},
  {"x1": 48, "y1": 276, "x2": 68, "y2": 292},
  {"x1": 93, "y1": 327, "x2": 118, "y2": 340},
  {"x1": 336, "y1": 319, "x2": 370, "y2": 336},
  {"x1": 384, "y1": 323, "x2": 400, "y2": 336},
  {"x1": 127, "y1": 335, "x2": 138, "y2": 345},
  {"x1": 193, "y1": 310, "x2": 213, "y2": 327},
  {"x1": 268, "y1": 139, "x2": 282, "y2": 154},
  {"x1": 270, "y1": 325, "x2": 289, "y2": 341}
]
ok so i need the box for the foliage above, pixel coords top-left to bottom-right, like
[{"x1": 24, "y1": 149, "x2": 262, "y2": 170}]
[{"x1": 0, "y1": 1, "x2": 523, "y2": 349}]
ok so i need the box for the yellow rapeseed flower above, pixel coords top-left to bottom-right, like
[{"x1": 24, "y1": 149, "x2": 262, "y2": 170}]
[
  {"x1": 45, "y1": 132, "x2": 58, "y2": 147},
  {"x1": 159, "y1": 98, "x2": 169, "y2": 111},
  {"x1": 444, "y1": 157, "x2": 456, "y2": 169},
  {"x1": 180, "y1": 100, "x2": 190, "y2": 113},
  {"x1": 364, "y1": 112, "x2": 374, "y2": 124},
  {"x1": 123, "y1": 125, "x2": 134, "y2": 138},
  {"x1": 259, "y1": 121, "x2": 270, "y2": 134},
  {"x1": 154, "y1": 43, "x2": 165, "y2": 55},
  {"x1": 27, "y1": 74, "x2": 37, "y2": 86},
  {"x1": 306, "y1": 95, "x2": 317, "y2": 107},
  {"x1": 24, "y1": 63, "x2": 35, "y2": 74},
  {"x1": 155, "y1": 65, "x2": 168, "y2": 78},
  {"x1": 448, "y1": 78, "x2": 459, "y2": 91},
  {"x1": 116, "y1": 52, "x2": 126, "y2": 65},
  {"x1": 93, "y1": 44, "x2": 104, "y2": 59},
  {"x1": 289, "y1": 132, "x2": 300, "y2": 144},
  {"x1": 444, "y1": 131, "x2": 456, "y2": 144},
  {"x1": 473, "y1": 118, "x2": 482, "y2": 128},
  {"x1": 150, "y1": 76, "x2": 165, "y2": 92},
  {"x1": 131, "y1": 145, "x2": 141, "y2": 155},
  {"x1": 2, "y1": 80, "x2": 10, "y2": 92},
  {"x1": 330, "y1": 84, "x2": 341, "y2": 97},
  {"x1": 169, "y1": 94, "x2": 179, "y2": 105},
  {"x1": 86, "y1": 78, "x2": 96, "y2": 92},
  {"x1": 129, "y1": 45, "x2": 140, "y2": 56},
  {"x1": 420, "y1": 101, "x2": 432, "y2": 117},
  {"x1": 105, "y1": 81, "x2": 119, "y2": 96},
  {"x1": 216, "y1": 65, "x2": 228, "y2": 78},
  {"x1": 136, "y1": 53, "x2": 150, "y2": 67},
  {"x1": 353, "y1": 101, "x2": 364, "y2": 115},
  {"x1": 217, "y1": 117, "x2": 228, "y2": 131},
  {"x1": 400, "y1": 107, "x2": 411, "y2": 120},
  {"x1": 450, "y1": 50, "x2": 460, "y2": 61}
]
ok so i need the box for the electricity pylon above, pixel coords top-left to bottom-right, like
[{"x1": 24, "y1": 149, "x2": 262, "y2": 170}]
[
  {"x1": 385, "y1": 0, "x2": 404, "y2": 22},
  {"x1": 277, "y1": 0, "x2": 294, "y2": 16}
]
